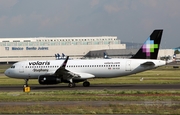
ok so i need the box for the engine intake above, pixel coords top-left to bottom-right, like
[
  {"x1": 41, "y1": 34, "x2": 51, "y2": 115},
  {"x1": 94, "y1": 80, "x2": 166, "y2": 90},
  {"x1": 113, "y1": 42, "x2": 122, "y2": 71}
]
[{"x1": 38, "y1": 75, "x2": 61, "y2": 85}]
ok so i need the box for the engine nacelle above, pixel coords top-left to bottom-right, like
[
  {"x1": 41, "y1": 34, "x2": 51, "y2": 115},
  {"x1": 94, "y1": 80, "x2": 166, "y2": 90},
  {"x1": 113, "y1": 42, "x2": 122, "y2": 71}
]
[{"x1": 38, "y1": 75, "x2": 61, "y2": 85}]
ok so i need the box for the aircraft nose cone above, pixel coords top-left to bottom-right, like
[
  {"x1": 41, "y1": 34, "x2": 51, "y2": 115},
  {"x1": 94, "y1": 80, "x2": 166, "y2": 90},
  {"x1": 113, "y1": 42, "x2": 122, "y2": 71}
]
[{"x1": 4, "y1": 69, "x2": 10, "y2": 77}]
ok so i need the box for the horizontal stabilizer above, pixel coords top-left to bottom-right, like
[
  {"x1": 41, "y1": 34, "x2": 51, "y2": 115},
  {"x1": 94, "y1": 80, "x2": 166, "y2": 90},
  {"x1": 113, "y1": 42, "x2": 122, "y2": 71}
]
[{"x1": 140, "y1": 61, "x2": 155, "y2": 66}]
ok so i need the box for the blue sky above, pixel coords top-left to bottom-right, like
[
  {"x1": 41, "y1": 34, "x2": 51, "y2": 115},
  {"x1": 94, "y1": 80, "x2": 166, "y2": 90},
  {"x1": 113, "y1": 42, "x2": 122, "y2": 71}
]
[{"x1": 0, "y1": 0, "x2": 180, "y2": 48}]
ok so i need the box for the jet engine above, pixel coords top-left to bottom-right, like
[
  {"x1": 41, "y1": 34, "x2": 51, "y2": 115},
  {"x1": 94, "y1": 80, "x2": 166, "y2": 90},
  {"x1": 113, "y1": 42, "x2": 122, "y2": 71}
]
[{"x1": 38, "y1": 75, "x2": 61, "y2": 85}]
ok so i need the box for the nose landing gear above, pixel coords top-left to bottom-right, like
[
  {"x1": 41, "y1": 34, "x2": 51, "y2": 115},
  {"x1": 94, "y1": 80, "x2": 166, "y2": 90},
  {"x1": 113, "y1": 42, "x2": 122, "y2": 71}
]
[{"x1": 23, "y1": 79, "x2": 30, "y2": 92}]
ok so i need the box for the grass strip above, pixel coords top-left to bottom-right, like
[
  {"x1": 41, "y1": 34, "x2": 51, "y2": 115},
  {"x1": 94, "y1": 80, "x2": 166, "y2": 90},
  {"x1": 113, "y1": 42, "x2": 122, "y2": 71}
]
[
  {"x1": 0, "y1": 104, "x2": 180, "y2": 114},
  {"x1": 0, "y1": 90, "x2": 180, "y2": 102}
]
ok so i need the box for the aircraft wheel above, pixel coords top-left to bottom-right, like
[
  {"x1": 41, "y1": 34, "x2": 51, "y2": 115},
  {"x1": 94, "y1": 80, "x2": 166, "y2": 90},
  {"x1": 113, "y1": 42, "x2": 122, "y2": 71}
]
[
  {"x1": 83, "y1": 81, "x2": 90, "y2": 87},
  {"x1": 68, "y1": 83, "x2": 75, "y2": 88}
]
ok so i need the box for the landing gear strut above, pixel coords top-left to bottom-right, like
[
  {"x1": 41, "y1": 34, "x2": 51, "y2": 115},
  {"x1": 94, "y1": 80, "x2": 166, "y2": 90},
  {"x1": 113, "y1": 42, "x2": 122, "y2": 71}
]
[
  {"x1": 23, "y1": 79, "x2": 30, "y2": 92},
  {"x1": 68, "y1": 78, "x2": 76, "y2": 88},
  {"x1": 24, "y1": 79, "x2": 29, "y2": 87},
  {"x1": 68, "y1": 82, "x2": 76, "y2": 88}
]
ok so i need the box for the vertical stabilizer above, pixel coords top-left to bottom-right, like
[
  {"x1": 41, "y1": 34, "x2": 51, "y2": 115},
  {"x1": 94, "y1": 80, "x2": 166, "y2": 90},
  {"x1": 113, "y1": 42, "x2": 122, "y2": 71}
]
[{"x1": 131, "y1": 30, "x2": 163, "y2": 59}]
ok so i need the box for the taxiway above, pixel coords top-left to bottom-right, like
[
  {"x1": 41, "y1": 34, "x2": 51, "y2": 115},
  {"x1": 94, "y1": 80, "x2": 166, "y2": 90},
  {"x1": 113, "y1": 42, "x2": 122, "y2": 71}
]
[{"x1": 0, "y1": 84, "x2": 180, "y2": 91}]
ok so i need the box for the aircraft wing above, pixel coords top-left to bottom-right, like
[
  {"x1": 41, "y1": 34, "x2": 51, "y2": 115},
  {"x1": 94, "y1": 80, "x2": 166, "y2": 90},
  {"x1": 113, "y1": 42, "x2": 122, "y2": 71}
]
[
  {"x1": 54, "y1": 56, "x2": 95, "y2": 80},
  {"x1": 54, "y1": 56, "x2": 69, "y2": 75},
  {"x1": 140, "y1": 61, "x2": 155, "y2": 66}
]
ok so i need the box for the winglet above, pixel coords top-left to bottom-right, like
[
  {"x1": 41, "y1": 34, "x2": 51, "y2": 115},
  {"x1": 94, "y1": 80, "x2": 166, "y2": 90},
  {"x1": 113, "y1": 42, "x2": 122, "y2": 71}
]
[
  {"x1": 131, "y1": 30, "x2": 163, "y2": 59},
  {"x1": 61, "y1": 56, "x2": 69, "y2": 68}
]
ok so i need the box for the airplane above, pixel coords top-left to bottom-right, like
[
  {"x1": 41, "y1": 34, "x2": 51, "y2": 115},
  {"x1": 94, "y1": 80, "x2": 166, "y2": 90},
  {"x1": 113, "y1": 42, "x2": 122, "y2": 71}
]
[
  {"x1": 5, "y1": 30, "x2": 167, "y2": 88},
  {"x1": 55, "y1": 54, "x2": 58, "y2": 59},
  {"x1": 55, "y1": 53, "x2": 61, "y2": 60},
  {"x1": 55, "y1": 53, "x2": 67, "y2": 60},
  {"x1": 62, "y1": 53, "x2": 66, "y2": 59}
]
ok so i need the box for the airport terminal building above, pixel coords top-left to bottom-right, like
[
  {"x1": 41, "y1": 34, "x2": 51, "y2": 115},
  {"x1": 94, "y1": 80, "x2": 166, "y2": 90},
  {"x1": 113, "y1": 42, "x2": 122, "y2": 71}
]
[
  {"x1": 0, "y1": 36, "x2": 126, "y2": 63},
  {"x1": 0, "y1": 36, "x2": 175, "y2": 64}
]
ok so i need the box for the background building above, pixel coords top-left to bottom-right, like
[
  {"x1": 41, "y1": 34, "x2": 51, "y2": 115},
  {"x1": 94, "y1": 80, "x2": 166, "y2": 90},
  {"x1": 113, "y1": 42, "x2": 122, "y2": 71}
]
[
  {"x1": 0, "y1": 36, "x2": 126, "y2": 63},
  {"x1": 0, "y1": 36, "x2": 175, "y2": 64}
]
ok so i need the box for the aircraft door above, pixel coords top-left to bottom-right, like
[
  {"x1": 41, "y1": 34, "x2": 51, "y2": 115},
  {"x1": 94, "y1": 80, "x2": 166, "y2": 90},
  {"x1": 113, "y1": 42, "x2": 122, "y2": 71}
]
[
  {"x1": 19, "y1": 63, "x2": 24, "y2": 73},
  {"x1": 125, "y1": 60, "x2": 131, "y2": 71}
]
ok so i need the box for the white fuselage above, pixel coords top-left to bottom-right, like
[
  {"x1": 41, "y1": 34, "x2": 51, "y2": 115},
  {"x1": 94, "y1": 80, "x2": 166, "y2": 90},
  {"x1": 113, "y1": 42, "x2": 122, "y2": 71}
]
[{"x1": 5, "y1": 58, "x2": 166, "y2": 79}]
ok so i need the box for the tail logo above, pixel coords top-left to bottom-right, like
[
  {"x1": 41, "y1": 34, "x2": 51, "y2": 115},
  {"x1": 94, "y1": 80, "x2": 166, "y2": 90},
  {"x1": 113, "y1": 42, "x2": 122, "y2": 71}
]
[{"x1": 142, "y1": 37, "x2": 158, "y2": 57}]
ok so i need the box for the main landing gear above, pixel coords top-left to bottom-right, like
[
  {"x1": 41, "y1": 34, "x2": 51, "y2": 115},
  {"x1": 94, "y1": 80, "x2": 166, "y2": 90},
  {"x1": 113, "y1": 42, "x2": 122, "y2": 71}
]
[
  {"x1": 23, "y1": 79, "x2": 30, "y2": 92},
  {"x1": 83, "y1": 81, "x2": 90, "y2": 87},
  {"x1": 68, "y1": 81, "x2": 90, "y2": 88},
  {"x1": 68, "y1": 82, "x2": 76, "y2": 88}
]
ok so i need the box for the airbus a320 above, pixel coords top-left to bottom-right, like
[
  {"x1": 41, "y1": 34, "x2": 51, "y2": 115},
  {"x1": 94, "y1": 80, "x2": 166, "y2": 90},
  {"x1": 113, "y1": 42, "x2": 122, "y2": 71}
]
[{"x1": 5, "y1": 30, "x2": 167, "y2": 88}]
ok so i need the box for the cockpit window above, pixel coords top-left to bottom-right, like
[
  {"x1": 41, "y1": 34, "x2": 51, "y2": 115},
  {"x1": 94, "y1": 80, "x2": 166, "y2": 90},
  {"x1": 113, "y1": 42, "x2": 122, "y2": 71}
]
[{"x1": 11, "y1": 66, "x2": 15, "y2": 68}]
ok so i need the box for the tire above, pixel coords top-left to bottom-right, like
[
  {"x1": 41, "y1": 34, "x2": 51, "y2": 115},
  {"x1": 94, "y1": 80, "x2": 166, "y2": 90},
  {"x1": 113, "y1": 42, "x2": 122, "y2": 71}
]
[{"x1": 83, "y1": 81, "x2": 90, "y2": 87}]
